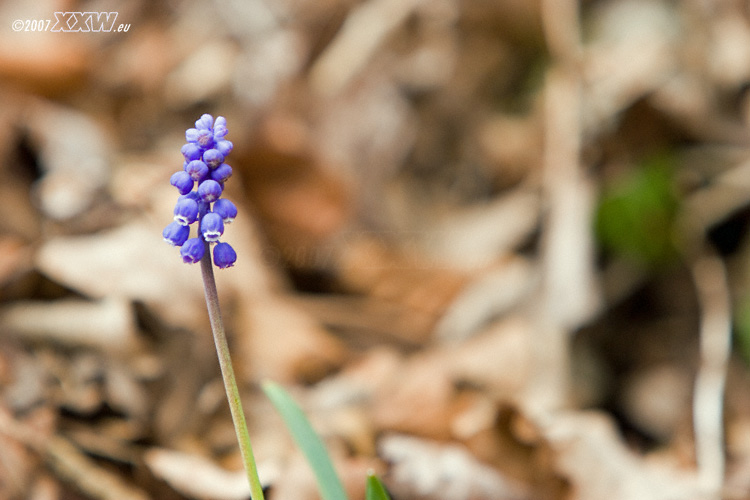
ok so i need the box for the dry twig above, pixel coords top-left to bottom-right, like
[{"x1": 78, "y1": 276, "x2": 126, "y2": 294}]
[
  {"x1": 530, "y1": 0, "x2": 597, "y2": 415},
  {"x1": 0, "y1": 409, "x2": 149, "y2": 500},
  {"x1": 691, "y1": 254, "x2": 732, "y2": 497}
]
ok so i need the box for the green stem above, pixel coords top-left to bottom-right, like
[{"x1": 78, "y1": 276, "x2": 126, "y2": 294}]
[{"x1": 200, "y1": 242, "x2": 265, "y2": 500}]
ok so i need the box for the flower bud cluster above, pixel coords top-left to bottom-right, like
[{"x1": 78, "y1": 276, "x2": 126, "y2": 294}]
[{"x1": 163, "y1": 114, "x2": 238, "y2": 268}]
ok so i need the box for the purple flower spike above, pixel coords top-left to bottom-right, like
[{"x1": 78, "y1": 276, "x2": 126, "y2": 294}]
[
  {"x1": 213, "y1": 125, "x2": 229, "y2": 140},
  {"x1": 211, "y1": 163, "x2": 232, "y2": 183},
  {"x1": 185, "y1": 160, "x2": 209, "y2": 181},
  {"x1": 170, "y1": 171, "x2": 194, "y2": 195},
  {"x1": 198, "y1": 179, "x2": 223, "y2": 203},
  {"x1": 196, "y1": 114, "x2": 214, "y2": 130},
  {"x1": 179, "y1": 191, "x2": 198, "y2": 202},
  {"x1": 201, "y1": 212, "x2": 224, "y2": 242},
  {"x1": 213, "y1": 199, "x2": 238, "y2": 223},
  {"x1": 203, "y1": 149, "x2": 224, "y2": 169},
  {"x1": 173, "y1": 197, "x2": 199, "y2": 226},
  {"x1": 213, "y1": 242, "x2": 237, "y2": 268},
  {"x1": 212, "y1": 117, "x2": 228, "y2": 142},
  {"x1": 185, "y1": 128, "x2": 200, "y2": 141},
  {"x1": 180, "y1": 238, "x2": 205, "y2": 263},
  {"x1": 181, "y1": 143, "x2": 202, "y2": 161},
  {"x1": 163, "y1": 222, "x2": 190, "y2": 246},
  {"x1": 216, "y1": 140, "x2": 233, "y2": 156},
  {"x1": 166, "y1": 114, "x2": 238, "y2": 269},
  {"x1": 187, "y1": 128, "x2": 213, "y2": 148}
]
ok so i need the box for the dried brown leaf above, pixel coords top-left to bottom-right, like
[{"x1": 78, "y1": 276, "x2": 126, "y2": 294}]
[
  {"x1": 543, "y1": 411, "x2": 702, "y2": 500},
  {"x1": 237, "y1": 295, "x2": 347, "y2": 384},
  {"x1": 144, "y1": 447, "x2": 258, "y2": 500},
  {"x1": 379, "y1": 433, "x2": 528, "y2": 500},
  {"x1": 0, "y1": 298, "x2": 136, "y2": 351}
]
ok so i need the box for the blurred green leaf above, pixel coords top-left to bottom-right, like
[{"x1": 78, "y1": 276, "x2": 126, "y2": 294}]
[
  {"x1": 595, "y1": 154, "x2": 680, "y2": 266},
  {"x1": 262, "y1": 380, "x2": 348, "y2": 500},
  {"x1": 366, "y1": 473, "x2": 391, "y2": 500}
]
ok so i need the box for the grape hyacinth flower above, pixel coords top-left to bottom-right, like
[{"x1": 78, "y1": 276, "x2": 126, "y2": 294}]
[
  {"x1": 162, "y1": 115, "x2": 265, "y2": 500},
  {"x1": 163, "y1": 114, "x2": 237, "y2": 269}
]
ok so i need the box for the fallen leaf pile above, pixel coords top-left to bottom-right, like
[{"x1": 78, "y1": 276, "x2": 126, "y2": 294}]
[{"x1": 2, "y1": 0, "x2": 750, "y2": 499}]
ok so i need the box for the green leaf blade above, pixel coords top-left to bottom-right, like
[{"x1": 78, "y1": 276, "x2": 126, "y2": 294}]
[
  {"x1": 595, "y1": 153, "x2": 681, "y2": 267},
  {"x1": 261, "y1": 380, "x2": 348, "y2": 500},
  {"x1": 366, "y1": 473, "x2": 391, "y2": 500}
]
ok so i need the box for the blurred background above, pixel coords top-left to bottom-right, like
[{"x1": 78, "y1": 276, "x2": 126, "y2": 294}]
[{"x1": 2, "y1": 0, "x2": 750, "y2": 499}]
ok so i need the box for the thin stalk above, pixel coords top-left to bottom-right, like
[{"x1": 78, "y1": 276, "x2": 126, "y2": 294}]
[{"x1": 200, "y1": 241, "x2": 265, "y2": 500}]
